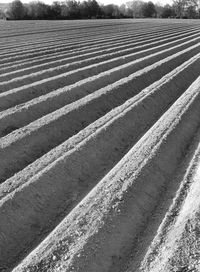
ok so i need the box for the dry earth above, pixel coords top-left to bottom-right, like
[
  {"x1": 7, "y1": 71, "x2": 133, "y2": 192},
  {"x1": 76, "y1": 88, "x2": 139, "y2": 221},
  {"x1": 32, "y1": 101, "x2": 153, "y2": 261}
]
[{"x1": 0, "y1": 18, "x2": 200, "y2": 272}]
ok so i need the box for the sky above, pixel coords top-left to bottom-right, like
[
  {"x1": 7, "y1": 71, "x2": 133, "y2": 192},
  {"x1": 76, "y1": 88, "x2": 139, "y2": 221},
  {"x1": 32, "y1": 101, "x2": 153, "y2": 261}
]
[{"x1": 0, "y1": 0, "x2": 173, "y2": 4}]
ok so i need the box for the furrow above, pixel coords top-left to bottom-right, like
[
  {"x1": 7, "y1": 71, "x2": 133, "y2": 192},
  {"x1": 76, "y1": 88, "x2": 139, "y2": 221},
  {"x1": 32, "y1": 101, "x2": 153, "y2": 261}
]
[
  {"x1": 0, "y1": 40, "x2": 199, "y2": 186},
  {"x1": 138, "y1": 132, "x2": 200, "y2": 272},
  {"x1": 0, "y1": 24, "x2": 196, "y2": 63},
  {"x1": 0, "y1": 36, "x2": 199, "y2": 111},
  {"x1": 0, "y1": 23, "x2": 142, "y2": 48},
  {"x1": 1, "y1": 28, "x2": 199, "y2": 87},
  {"x1": 0, "y1": 44, "x2": 200, "y2": 138},
  {"x1": 1, "y1": 27, "x2": 199, "y2": 80},
  {"x1": 0, "y1": 52, "x2": 199, "y2": 270},
  {"x1": 0, "y1": 24, "x2": 187, "y2": 54},
  {"x1": 0, "y1": 19, "x2": 199, "y2": 272},
  {"x1": 1, "y1": 26, "x2": 196, "y2": 73},
  {"x1": 11, "y1": 75, "x2": 200, "y2": 272},
  {"x1": 0, "y1": 21, "x2": 137, "y2": 39},
  {"x1": 0, "y1": 24, "x2": 176, "y2": 59}
]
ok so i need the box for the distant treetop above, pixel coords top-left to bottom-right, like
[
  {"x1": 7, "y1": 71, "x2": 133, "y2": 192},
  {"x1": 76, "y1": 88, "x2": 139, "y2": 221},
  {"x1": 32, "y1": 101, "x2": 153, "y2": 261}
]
[{"x1": 2, "y1": 0, "x2": 200, "y2": 20}]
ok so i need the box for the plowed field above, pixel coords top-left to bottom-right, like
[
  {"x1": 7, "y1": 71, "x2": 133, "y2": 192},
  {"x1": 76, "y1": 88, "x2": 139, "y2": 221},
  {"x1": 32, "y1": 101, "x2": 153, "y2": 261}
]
[{"x1": 0, "y1": 19, "x2": 200, "y2": 272}]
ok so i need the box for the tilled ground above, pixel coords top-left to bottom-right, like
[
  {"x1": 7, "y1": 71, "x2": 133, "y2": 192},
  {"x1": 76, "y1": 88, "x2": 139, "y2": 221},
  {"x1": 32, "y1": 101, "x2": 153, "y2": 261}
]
[{"x1": 0, "y1": 18, "x2": 200, "y2": 272}]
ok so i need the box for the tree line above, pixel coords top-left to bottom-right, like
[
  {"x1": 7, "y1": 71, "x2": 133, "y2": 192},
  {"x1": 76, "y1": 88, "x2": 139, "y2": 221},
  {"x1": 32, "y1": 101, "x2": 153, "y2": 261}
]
[{"x1": 1, "y1": 0, "x2": 200, "y2": 20}]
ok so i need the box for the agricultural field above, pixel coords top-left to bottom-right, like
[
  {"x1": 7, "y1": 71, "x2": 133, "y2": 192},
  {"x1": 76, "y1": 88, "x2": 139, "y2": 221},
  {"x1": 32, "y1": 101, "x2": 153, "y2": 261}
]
[{"x1": 0, "y1": 18, "x2": 200, "y2": 272}]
